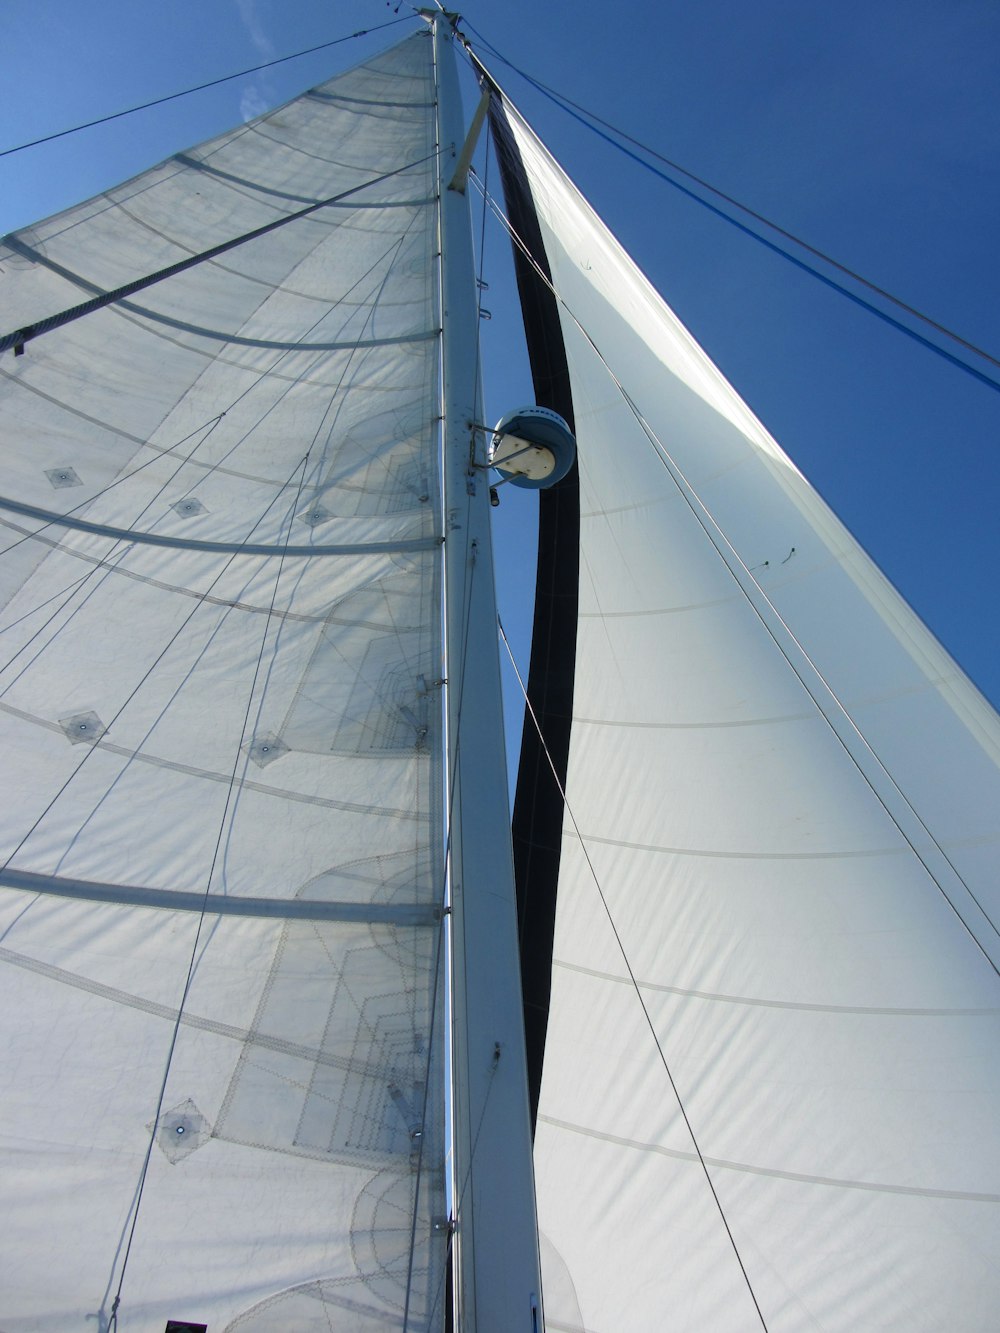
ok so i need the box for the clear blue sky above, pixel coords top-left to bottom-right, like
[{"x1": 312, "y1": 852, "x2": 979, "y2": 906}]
[{"x1": 2, "y1": 0, "x2": 998, "y2": 748}]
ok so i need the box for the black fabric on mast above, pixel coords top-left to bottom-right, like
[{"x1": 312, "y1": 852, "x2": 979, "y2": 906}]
[{"x1": 488, "y1": 90, "x2": 580, "y2": 1131}]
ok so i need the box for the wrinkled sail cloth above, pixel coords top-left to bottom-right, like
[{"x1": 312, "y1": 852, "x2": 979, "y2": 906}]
[
  {"x1": 506, "y1": 105, "x2": 1000, "y2": 1333},
  {"x1": 0, "y1": 33, "x2": 448, "y2": 1331}
]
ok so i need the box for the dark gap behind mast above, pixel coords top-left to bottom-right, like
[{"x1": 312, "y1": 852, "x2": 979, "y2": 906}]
[{"x1": 488, "y1": 87, "x2": 580, "y2": 1132}]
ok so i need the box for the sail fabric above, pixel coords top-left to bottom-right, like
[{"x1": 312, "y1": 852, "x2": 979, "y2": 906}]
[
  {"x1": 0, "y1": 32, "x2": 449, "y2": 1332},
  {"x1": 502, "y1": 107, "x2": 1000, "y2": 1332}
]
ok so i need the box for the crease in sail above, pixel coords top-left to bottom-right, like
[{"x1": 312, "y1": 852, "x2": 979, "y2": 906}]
[
  {"x1": 0, "y1": 30, "x2": 449, "y2": 1331},
  {"x1": 498, "y1": 95, "x2": 1000, "y2": 1332}
]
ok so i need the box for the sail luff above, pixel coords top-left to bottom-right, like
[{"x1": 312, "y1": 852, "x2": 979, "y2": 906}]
[{"x1": 434, "y1": 18, "x2": 544, "y2": 1331}]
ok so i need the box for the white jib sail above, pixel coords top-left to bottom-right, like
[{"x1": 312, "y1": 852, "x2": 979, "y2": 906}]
[
  {"x1": 0, "y1": 33, "x2": 450, "y2": 1331},
  {"x1": 504, "y1": 107, "x2": 1000, "y2": 1332}
]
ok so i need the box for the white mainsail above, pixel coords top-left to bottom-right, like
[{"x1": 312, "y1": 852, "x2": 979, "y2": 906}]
[
  {"x1": 499, "y1": 101, "x2": 1000, "y2": 1332},
  {"x1": 1, "y1": 12, "x2": 998, "y2": 1333},
  {"x1": 0, "y1": 32, "x2": 452, "y2": 1331}
]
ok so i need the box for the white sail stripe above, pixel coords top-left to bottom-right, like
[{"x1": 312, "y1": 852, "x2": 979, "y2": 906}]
[
  {"x1": 0, "y1": 548, "x2": 323, "y2": 625},
  {"x1": 573, "y1": 710, "x2": 817, "y2": 729},
  {"x1": 572, "y1": 671, "x2": 963, "y2": 729},
  {"x1": 576, "y1": 566, "x2": 845, "y2": 615},
  {"x1": 0, "y1": 945, "x2": 427, "y2": 1084},
  {"x1": 551, "y1": 958, "x2": 1000, "y2": 1017},
  {"x1": 0, "y1": 372, "x2": 429, "y2": 490},
  {"x1": 247, "y1": 121, "x2": 420, "y2": 170},
  {"x1": 579, "y1": 595, "x2": 737, "y2": 617},
  {"x1": 110, "y1": 191, "x2": 434, "y2": 300},
  {"x1": 0, "y1": 539, "x2": 423, "y2": 629},
  {"x1": 570, "y1": 830, "x2": 908, "y2": 860},
  {"x1": 176, "y1": 152, "x2": 435, "y2": 209},
  {"x1": 111, "y1": 318, "x2": 437, "y2": 352},
  {"x1": 0, "y1": 497, "x2": 438, "y2": 555},
  {"x1": 0, "y1": 868, "x2": 437, "y2": 923},
  {"x1": 5, "y1": 237, "x2": 440, "y2": 348},
  {"x1": 0, "y1": 700, "x2": 423, "y2": 820},
  {"x1": 0, "y1": 367, "x2": 147, "y2": 446},
  {"x1": 537, "y1": 1115, "x2": 1000, "y2": 1203},
  {"x1": 307, "y1": 92, "x2": 437, "y2": 108}
]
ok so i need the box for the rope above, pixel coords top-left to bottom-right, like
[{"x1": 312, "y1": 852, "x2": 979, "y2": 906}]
[
  {"x1": 476, "y1": 172, "x2": 1000, "y2": 976},
  {"x1": 0, "y1": 17, "x2": 417, "y2": 160},
  {"x1": 108, "y1": 449, "x2": 315, "y2": 1328},
  {"x1": 401, "y1": 915, "x2": 447, "y2": 1331},
  {"x1": 0, "y1": 148, "x2": 440, "y2": 355},
  {"x1": 107, "y1": 218, "x2": 423, "y2": 1317},
  {"x1": 497, "y1": 618, "x2": 770, "y2": 1333},
  {"x1": 0, "y1": 222, "x2": 413, "y2": 683},
  {"x1": 460, "y1": 24, "x2": 1000, "y2": 396},
  {"x1": 0, "y1": 444, "x2": 313, "y2": 883},
  {"x1": 427, "y1": 1031, "x2": 502, "y2": 1329}
]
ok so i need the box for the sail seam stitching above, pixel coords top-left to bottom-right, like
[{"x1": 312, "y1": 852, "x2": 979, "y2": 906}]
[
  {"x1": 551, "y1": 958, "x2": 1000, "y2": 1016},
  {"x1": 537, "y1": 1115, "x2": 1000, "y2": 1203}
]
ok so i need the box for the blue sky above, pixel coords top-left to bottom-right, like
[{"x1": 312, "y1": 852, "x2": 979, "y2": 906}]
[{"x1": 2, "y1": 0, "x2": 998, "y2": 745}]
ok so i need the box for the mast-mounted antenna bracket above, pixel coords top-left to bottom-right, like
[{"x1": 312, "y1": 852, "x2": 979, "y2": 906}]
[{"x1": 465, "y1": 420, "x2": 494, "y2": 471}]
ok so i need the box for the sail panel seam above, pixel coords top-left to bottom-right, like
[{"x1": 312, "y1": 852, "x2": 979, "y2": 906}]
[
  {"x1": 3, "y1": 237, "x2": 439, "y2": 348},
  {"x1": 550, "y1": 959, "x2": 1000, "y2": 1016},
  {"x1": 537, "y1": 1115, "x2": 1000, "y2": 1202},
  {"x1": 307, "y1": 92, "x2": 437, "y2": 108},
  {"x1": 574, "y1": 832, "x2": 908, "y2": 859},
  {"x1": 0, "y1": 944, "x2": 427, "y2": 1083},
  {"x1": 176, "y1": 150, "x2": 436, "y2": 207}
]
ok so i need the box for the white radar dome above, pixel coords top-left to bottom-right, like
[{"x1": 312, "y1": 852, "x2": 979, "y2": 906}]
[{"x1": 489, "y1": 406, "x2": 576, "y2": 489}]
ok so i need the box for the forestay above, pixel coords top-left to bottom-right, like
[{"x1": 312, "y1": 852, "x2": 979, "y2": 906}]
[
  {"x1": 0, "y1": 33, "x2": 449, "y2": 1331},
  {"x1": 501, "y1": 104, "x2": 1000, "y2": 1332}
]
